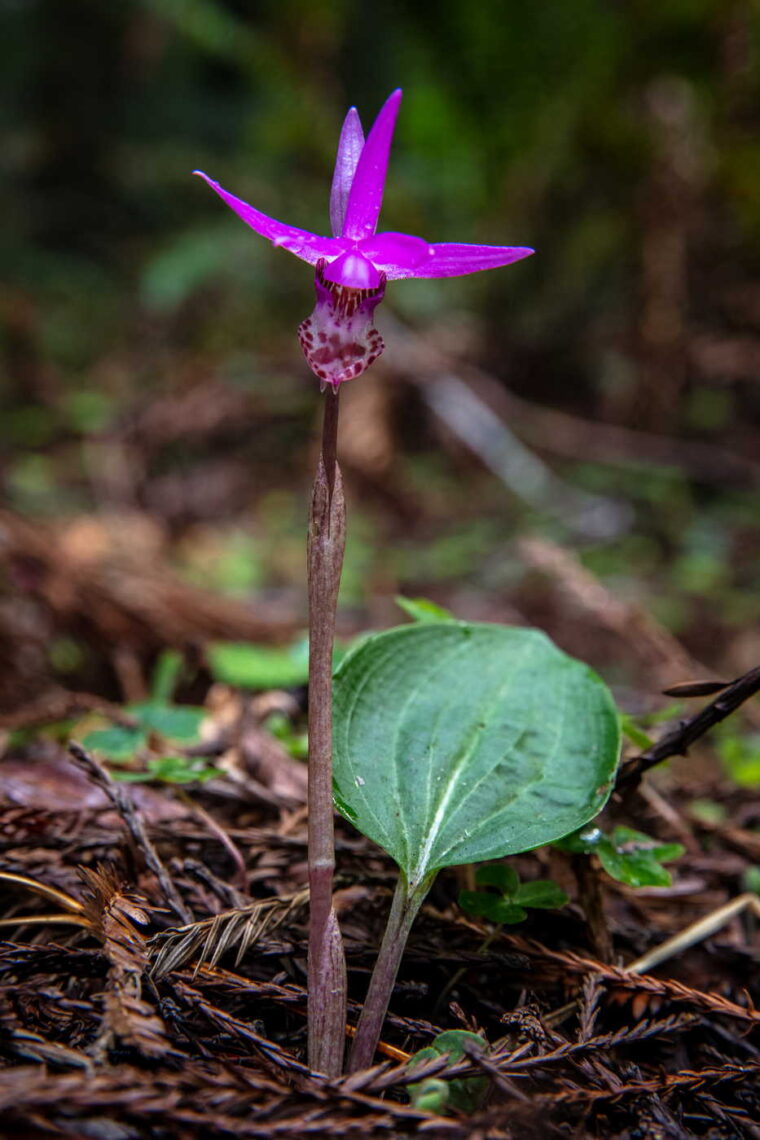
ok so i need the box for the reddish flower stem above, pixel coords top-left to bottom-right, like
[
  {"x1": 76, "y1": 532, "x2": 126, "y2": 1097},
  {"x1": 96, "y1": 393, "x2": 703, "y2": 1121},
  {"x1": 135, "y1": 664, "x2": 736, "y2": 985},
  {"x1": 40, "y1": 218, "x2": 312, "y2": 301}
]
[{"x1": 307, "y1": 389, "x2": 347, "y2": 1076}]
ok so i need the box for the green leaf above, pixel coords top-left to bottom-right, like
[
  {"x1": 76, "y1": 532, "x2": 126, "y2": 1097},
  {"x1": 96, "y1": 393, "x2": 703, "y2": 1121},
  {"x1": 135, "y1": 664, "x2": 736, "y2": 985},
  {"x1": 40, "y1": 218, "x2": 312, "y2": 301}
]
[
  {"x1": 490, "y1": 900, "x2": 528, "y2": 923},
  {"x1": 408, "y1": 1030, "x2": 488, "y2": 1113},
  {"x1": 474, "y1": 863, "x2": 520, "y2": 896},
  {"x1": 81, "y1": 726, "x2": 148, "y2": 760},
  {"x1": 619, "y1": 714, "x2": 653, "y2": 751},
  {"x1": 742, "y1": 866, "x2": 760, "y2": 896},
  {"x1": 147, "y1": 756, "x2": 219, "y2": 784},
  {"x1": 265, "y1": 713, "x2": 309, "y2": 760},
  {"x1": 207, "y1": 640, "x2": 310, "y2": 689},
  {"x1": 597, "y1": 827, "x2": 684, "y2": 888},
  {"x1": 150, "y1": 650, "x2": 184, "y2": 703},
  {"x1": 333, "y1": 623, "x2": 620, "y2": 891},
  {"x1": 610, "y1": 826, "x2": 683, "y2": 864},
  {"x1": 130, "y1": 702, "x2": 205, "y2": 743},
  {"x1": 513, "y1": 879, "x2": 568, "y2": 909},
  {"x1": 459, "y1": 890, "x2": 527, "y2": 923},
  {"x1": 112, "y1": 756, "x2": 220, "y2": 785},
  {"x1": 111, "y1": 769, "x2": 152, "y2": 783},
  {"x1": 408, "y1": 1077, "x2": 449, "y2": 1113},
  {"x1": 425, "y1": 1030, "x2": 487, "y2": 1062},
  {"x1": 717, "y1": 730, "x2": 760, "y2": 788},
  {"x1": 395, "y1": 596, "x2": 455, "y2": 623}
]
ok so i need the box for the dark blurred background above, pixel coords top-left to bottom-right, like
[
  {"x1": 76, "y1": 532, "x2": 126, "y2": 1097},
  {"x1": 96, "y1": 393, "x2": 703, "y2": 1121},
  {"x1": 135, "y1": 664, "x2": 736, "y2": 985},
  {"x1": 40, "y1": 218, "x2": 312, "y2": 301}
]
[{"x1": 1, "y1": 0, "x2": 759, "y2": 719}]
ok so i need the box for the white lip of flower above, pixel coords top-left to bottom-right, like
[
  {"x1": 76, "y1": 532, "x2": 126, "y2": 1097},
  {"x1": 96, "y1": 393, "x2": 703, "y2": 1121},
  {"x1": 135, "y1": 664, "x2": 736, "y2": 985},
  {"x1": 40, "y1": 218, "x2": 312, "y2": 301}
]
[{"x1": 298, "y1": 259, "x2": 386, "y2": 392}]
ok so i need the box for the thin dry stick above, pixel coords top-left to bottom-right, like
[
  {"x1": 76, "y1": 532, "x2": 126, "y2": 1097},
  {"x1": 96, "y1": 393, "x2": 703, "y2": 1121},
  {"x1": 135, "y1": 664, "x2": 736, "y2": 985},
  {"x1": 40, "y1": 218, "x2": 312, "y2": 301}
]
[
  {"x1": 68, "y1": 742, "x2": 192, "y2": 924},
  {"x1": 306, "y1": 390, "x2": 348, "y2": 1076},
  {"x1": 626, "y1": 891, "x2": 760, "y2": 975}
]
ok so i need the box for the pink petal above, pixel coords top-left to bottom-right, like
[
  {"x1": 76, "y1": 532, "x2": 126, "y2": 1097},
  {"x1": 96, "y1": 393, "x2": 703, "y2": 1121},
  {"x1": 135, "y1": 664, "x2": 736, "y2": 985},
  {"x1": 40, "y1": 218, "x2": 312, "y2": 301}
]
[
  {"x1": 329, "y1": 107, "x2": 365, "y2": 238},
  {"x1": 194, "y1": 171, "x2": 341, "y2": 265},
  {"x1": 410, "y1": 242, "x2": 534, "y2": 279},
  {"x1": 341, "y1": 89, "x2": 402, "y2": 242},
  {"x1": 358, "y1": 232, "x2": 433, "y2": 279}
]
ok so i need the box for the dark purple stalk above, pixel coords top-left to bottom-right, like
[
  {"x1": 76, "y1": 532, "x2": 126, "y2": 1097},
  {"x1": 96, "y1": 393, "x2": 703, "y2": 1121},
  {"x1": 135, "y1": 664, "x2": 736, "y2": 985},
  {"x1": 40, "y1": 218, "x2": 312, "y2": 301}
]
[
  {"x1": 307, "y1": 389, "x2": 347, "y2": 1076},
  {"x1": 347, "y1": 874, "x2": 431, "y2": 1072}
]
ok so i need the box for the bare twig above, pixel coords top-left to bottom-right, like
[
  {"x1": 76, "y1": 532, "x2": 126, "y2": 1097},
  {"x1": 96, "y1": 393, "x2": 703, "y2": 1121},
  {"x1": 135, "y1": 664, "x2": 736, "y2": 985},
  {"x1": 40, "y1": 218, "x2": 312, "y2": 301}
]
[
  {"x1": 627, "y1": 892, "x2": 760, "y2": 975},
  {"x1": 68, "y1": 741, "x2": 192, "y2": 923},
  {"x1": 616, "y1": 664, "x2": 760, "y2": 791}
]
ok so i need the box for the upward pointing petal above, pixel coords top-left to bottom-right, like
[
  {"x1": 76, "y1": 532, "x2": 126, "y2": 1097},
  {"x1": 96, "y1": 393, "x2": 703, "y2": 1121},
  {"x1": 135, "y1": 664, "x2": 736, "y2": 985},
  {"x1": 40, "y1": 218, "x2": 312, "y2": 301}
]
[
  {"x1": 341, "y1": 89, "x2": 402, "y2": 242},
  {"x1": 194, "y1": 171, "x2": 342, "y2": 265},
  {"x1": 409, "y1": 241, "x2": 535, "y2": 279},
  {"x1": 329, "y1": 107, "x2": 365, "y2": 238}
]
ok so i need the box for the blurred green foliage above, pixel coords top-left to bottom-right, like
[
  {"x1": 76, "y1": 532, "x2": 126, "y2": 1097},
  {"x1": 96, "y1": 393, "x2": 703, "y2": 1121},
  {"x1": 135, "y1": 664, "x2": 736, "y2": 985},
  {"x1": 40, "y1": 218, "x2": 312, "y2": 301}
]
[
  {"x1": 207, "y1": 638, "x2": 311, "y2": 689},
  {"x1": 3, "y1": 0, "x2": 759, "y2": 386},
  {"x1": 2, "y1": 0, "x2": 759, "y2": 719},
  {"x1": 715, "y1": 724, "x2": 760, "y2": 786}
]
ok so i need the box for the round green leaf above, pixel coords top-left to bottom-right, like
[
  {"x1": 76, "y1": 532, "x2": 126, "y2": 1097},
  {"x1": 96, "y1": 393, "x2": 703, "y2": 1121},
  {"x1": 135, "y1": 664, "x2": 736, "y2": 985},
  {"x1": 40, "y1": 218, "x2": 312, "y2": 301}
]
[{"x1": 333, "y1": 623, "x2": 620, "y2": 891}]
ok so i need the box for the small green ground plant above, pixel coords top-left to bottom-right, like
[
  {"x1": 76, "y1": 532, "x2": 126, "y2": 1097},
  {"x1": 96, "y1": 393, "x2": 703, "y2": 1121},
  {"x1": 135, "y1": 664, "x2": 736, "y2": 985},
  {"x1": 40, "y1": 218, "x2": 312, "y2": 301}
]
[
  {"x1": 80, "y1": 651, "x2": 215, "y2": 785},
  {"x1": 556, "y1": 825, "x2": 684, "y2": 888},
  {"x1": 459, "y1": 863, "x2": 568, "y2": 925},
  {"x1": 408, "y1": 1030, "x2": 489, "y2": 1114}
]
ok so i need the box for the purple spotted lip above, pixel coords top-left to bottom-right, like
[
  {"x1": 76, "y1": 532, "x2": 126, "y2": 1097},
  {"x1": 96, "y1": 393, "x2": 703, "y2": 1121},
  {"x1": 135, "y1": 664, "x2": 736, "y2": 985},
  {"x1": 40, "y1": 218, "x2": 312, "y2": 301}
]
[{"x1": 195, "y1": 90, "x2": 533, "y2": 390}]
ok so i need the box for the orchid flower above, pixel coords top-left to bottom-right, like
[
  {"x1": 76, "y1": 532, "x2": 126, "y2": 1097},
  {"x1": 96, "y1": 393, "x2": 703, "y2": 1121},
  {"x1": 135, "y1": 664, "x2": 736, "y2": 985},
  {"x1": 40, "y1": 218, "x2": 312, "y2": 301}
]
[{"x1": 195, "y1": 90, "x2": 533, "y2": 390}]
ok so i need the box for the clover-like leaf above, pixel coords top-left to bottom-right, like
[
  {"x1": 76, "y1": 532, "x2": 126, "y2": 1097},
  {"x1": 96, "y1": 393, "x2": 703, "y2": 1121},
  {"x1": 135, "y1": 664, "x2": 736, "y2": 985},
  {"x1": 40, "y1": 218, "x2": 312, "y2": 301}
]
[
  {"x1": 459, "y1": 890, "x2": 527, "y2": 924},
  {"x1": 474, "y1": 863, "x2": 520, "y2": 895},
  {"x1": 408, "y1": 1030, "x2": 488, "y2": 1113},
  {"x1": 333, "y1": 622, "x2": 620, "y2": 892},
  {"x1": 558, "y1": 824, "x2": 683, "y2": 888},
  {"x1": 597, "y1": 826, "x2": 684, "y2": 888},
  {"x1": 513, "y1": 879, "x2": 568, "y2": 909}
]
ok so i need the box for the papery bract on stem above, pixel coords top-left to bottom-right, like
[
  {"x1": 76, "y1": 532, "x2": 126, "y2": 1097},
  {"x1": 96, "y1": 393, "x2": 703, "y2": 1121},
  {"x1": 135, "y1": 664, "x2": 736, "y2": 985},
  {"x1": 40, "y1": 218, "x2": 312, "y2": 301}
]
[{"x1": 195, "y1": 89, "x2": 534, "y2": 390}]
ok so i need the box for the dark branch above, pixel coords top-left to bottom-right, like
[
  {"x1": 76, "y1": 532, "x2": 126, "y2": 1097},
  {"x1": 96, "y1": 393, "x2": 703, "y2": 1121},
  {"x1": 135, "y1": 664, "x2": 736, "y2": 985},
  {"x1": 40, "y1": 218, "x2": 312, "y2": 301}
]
[{"x1": 615, "y1": 664, "x2": 760, "y2": 792}]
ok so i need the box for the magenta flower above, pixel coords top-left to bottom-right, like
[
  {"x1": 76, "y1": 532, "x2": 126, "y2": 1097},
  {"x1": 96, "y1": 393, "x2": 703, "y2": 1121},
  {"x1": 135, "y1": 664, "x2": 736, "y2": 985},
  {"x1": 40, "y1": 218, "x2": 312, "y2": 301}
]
[{"x1": 195, "y1": 90, "x2": 533, "y2": 390}]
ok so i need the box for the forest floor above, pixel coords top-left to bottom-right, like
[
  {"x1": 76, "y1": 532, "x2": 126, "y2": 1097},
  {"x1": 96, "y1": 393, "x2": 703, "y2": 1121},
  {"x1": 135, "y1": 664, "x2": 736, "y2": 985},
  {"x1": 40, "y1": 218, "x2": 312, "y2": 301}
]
[{"x1": 0, "y1": 427, "x2": 759, "y2": 1137}]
